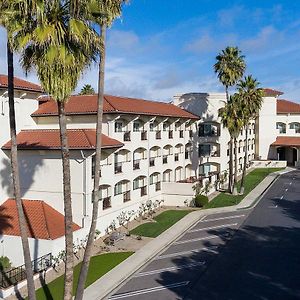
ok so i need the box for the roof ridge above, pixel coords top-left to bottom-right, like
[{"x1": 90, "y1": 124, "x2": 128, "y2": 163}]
[
  {"x1": 81, "y1": 129, "x2": 94, "y2": 148},
  {"x1": 41, "y1": 201, "x2": 51, "y2": 240}
]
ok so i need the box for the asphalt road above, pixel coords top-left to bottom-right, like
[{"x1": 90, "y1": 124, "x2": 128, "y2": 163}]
[{"x1": 108, "y1": 170, "x2": 300, "y2": 300}]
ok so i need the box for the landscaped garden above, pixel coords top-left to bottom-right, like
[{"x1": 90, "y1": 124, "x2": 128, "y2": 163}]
[
  {"x1": 205, "y1": 168, "x2": 283, "y2": 209},
  {"x1": 130, "y1": 210, "x2": 192, "y2": 238},
  {"x1": 31, "y1": 252, "x2": 133, "y2": 300}
]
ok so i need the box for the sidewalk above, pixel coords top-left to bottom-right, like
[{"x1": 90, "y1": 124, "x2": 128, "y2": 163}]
[{"x1": 83, "y1": 167, "x2": 291, "y2": 300}]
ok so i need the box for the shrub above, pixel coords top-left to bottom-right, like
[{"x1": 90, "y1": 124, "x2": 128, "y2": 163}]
[
  {"x1": 194, "y1": 194, "x2": 209, "y2": 207},
  {"x1": 0, "y1": 256, "x2": 12, "y2": 271}
]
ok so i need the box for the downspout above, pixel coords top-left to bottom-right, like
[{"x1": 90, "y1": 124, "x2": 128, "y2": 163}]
[{"x1": 80, "y1": 150, "x2": 87, "y2": 219}]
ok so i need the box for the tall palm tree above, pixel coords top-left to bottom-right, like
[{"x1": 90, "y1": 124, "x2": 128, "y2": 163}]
[
  {"x1": 237, "y1": 76, "x2": 263, "y2": 194},
  {"x1": 75, "y1": 1, "x2": 127, "y2": 299},
  {"x1": 80, "y1": 84, "x2": 95, "y2": 95},
  {"x1": 0, "y1": 2, "x2": 36, "y2": 299},
  {"x1": 214, "y1": 46, "x2": 246, "y2": 193},
  {"x1": 11, "y1": 1, "x2": 100, "y2": 299}
]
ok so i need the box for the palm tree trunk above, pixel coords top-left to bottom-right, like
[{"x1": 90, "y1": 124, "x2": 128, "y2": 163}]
[
  {"x1": 228, "y1": 137, "x2": 233, "y2": 193},
  {"x1": 57, "y1": 100, "x2": 74, "y2": 300},
  {"x1": 75, "y1": 24, "x2": 106, "y2": 300},
  {"x1": 7, "y1": 42, "x2": 37, "y2": 300},
  {"x1": 233, "y1": 137, "x2": 238, "y2": 195},
  {"x1": 240, "y1": 124, "x2": 249, "y2": 194}
]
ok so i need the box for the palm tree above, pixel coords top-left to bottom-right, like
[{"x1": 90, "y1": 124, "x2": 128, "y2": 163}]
[
  {"x1": 80, "y1": 84, "x2": 95, "y2": 95},
  {"x1": 11, "y1": 2, "x2": 100, "y2": 299},
  {"x1": 214, "y1": 46, "x2": 246, "y2": 192},
  {"x1": 0, "y1": 2, "x2": 36, "y2": 299},
  {"x1": 237, "y1": 76, "x2": 263, "y2": 194},
  {"x1": 75, "y1": 1, "x2": 127, "y2": 299}
]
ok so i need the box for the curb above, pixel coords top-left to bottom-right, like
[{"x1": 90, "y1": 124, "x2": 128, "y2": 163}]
[{"x1": 83, "y1": 167, "x2": 292, "y2": 300}]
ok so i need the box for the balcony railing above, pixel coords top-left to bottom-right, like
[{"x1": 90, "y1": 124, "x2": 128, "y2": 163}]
[
  {"x1": 155, "y1": 182, "x2": 161, "y2": 191},
  {"x1": 114, "y1": 162, "x2": 122, "y2": 174},
  {"x1": 133, "y1": 159, "x2": 140, "y2": 170},
  {"x1": 163, "y1": 155, "x2": 168, "y2": 164},
  {"x1": 168, "y1": 130, "x2": 173, "y2": 139},
  {"x1": 174, "y1": 153, "x2": 179, "y2": 161},
  {"x1": 124, "y1": 131, "x2": 131, "y2": 142},
  {"x1": 102, "y1": 196, "x2": 112, "y2": 210},
  {"x1": 156, "y1": 130, "x2": 161, "y2": 139},
  {"x1": 179, "y1": 130, "x2": 184, "y2": 138},
  {"x1": 211, "y1": 150, "x2": 220, "y2": 157},
  {"x1": 141, "y1": 130, "x2": 147, "y2": 140},
  {"x1": 141, "y1": 186, "x2": 147, "y2": 196},
  {"x1": 123, "y1": 191, "x2": 130, "y2": 203},
  {"x1": 149, "y1": 157, "x2": 155, "y2": 167}
]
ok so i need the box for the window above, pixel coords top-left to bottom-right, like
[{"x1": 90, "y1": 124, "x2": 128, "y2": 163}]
[
  {"x1": 115, "y1": 121, "x2": 123, "y2": 132},
  {"x1": 198, "y1": 144, "x2": 211, "y2": 157},
  {"x1": 133, "y1": 121, "x2": 140, "y2": 132},
  {"x1": 133, "y1": 178, "x2": 139, "y2": 190},
  {"x1": 199, "y1": 123, "x2": 217, "y2": 137},
  {"x1": 290, "y1": 122, "x2": 300, "y2": 133},
  {"x1": 276, "y1": 122, "x2": 286, "y2": 134},
  {"x1": 163, "y1": 123, "x2": 169, "y2": 131},
  {"x1": 150, "y1": 123, "x2": 155, "y2": 131},
  {"x1": 103, "y1": 197, "x2": 111, "y2": 210},
  {"x1": 114, "y1": 182, "x2": 123, "y2": 195}
]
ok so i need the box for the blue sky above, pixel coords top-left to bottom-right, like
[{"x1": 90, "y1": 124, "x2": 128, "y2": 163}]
[{"x1": 1, "y1": 0, "x2": 300, "y2": 102}]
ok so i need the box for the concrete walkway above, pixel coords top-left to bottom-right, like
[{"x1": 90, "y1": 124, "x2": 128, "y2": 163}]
[{"x1": 83, "y1": 168, "x2": 291, "y2": 300}]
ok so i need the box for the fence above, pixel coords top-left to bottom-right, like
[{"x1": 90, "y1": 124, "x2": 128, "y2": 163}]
[{"x1": 0, "y1": 253, "x2": 52, "y2": 289}]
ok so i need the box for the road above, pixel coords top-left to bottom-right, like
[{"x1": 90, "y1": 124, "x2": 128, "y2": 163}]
[{"x1": 108, "y1": 170, "x2": 300, "y2": 300}]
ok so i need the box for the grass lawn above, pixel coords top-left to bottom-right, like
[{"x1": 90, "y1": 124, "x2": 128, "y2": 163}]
[
  {"x1": 205, "y1": 168, "x2": 283, "y2": 209},
  {"x1": 32, "y1": 252, "x2": 133, "y2": 300},
  {"x1": 130, "y1": 210, "x2": 192, "y2": 238}
]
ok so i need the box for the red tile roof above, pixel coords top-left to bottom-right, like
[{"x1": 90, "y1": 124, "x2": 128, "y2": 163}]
[
  {"x1": 0, "y1": 199, "x2": 80, "y2": 240},
  {"x1": 0, "y1": 75, "x2": 42, "y2": 93},
  {"x1": 263, "y1": 88, "x2": 284, "y2": 97},
  {"x1": 2, "y1": 129, "x2": 123, "y2": 150},
  {"x1": 277, "y1": 99, "x2": 300, "y2": 114},
  {"x1": 31, "y1": 94, "x2": 199, "y2": 119},
  {"x1": 271, "y1": 136, "x2": 300, "y2": 147}
]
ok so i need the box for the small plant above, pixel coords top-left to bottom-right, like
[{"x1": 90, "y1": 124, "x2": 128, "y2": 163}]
[
  {"x1": 201, "y1": 180, "x2": 211, "y2": 196},
  {"x1": 94, "y1": 229, "x2": 101, "y2": 240},
  {"x1": 194, "y1": 194, "x2": 209, "y2": 207},
  {"x1": 0, "y1": 256, "x2": 11, "y2": 271}
]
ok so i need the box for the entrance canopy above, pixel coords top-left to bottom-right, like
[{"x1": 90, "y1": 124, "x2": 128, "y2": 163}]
[{"x1": 271, "y1": 136, "x2": 300, "y2": 147}]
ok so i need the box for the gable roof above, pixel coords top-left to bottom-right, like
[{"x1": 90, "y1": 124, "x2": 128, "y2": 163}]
[
  {"x1": 0, "y1": 75, "x2": 42, "y2": 93},
  {"x1": 271, "y1": 136, "x2": 300, "y2": 147},
  {"x1": 31, "y1": 94, "x2": 199, "y2": 119},
  {"x1": 2, "y1": 129, "x2": 123, "y2": 150},
  {"x1": 0, "y1": 199, "x2": 80, "y2": 240},
  {"x1": 263, "y1": 88, "x2": 284, "y2": 97},
  {"x1": 277, "y1": 99, "x2": 300, "y2": 114}
]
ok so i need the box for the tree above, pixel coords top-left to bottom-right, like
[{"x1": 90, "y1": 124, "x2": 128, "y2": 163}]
[
  {"x1": 12, "y1": 1, "x2": 100, "y2": 299},
  {"x1": 0, "y1": 1, "x2": 36, "y2": 298},
  {"x1": 80, "y1": 84, "x2": 95, "y2": 95},
  {"x1": 237, "y1": 76, "x2": 263, "y2": 194},
  {"x1": 214, "y1": 46, "x2": 246, "y2": 192},
  {"x1": 75, "y1": 1, "x2": 127, "y2": 299}
]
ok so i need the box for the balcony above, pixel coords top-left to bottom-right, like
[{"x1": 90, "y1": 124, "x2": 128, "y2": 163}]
[
  {"x1": 156, "y1": 131, "x2": 161, "y2": 139},
  {"x1": 155, "y1": 182, "x2": 161, "y2": 191},
  {"x1": 179, "y1": 130, "x2": 184, "y2": 138},
  {"x1": 124, "y1": 131, "x2": 131, "y2": 142},
  {"x1": 114, "y1": 162, "x2": 122, "y2": 174},
  {"x1": 141, "y1": 130, "x2": 147, "y2": 140},
  {"x1": 102, "y1": 196, "x2": 111, "y2": 210},
  {"x1": 168, "y1": 130, "x2": 173, "y2": 139},
  {"x1": 174, "y1": 153, "x2": 179, "y2": 161},
  {"x1": 149, "y1": 157, "x2": 155, "y2": 167},
  {"x1": 211, "y1": 150, "x2": 220, "y2": 157},
  {"x1": 141, "y1": 186, "x2": 147, "y2": 197},
  {"x1": 163, "y1": 155, "x2": 168, "y2": 164},
  {"x1": 133, "y1": 159, "x2": 140, "y2": 170},
  {"x1": 123, "y1": 191, "x2": 130, "y2": 203}
]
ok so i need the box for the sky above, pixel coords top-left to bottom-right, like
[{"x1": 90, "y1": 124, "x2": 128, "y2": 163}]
[{"x1": 1, "y1": 0, "x2": 300, "y2": 102}]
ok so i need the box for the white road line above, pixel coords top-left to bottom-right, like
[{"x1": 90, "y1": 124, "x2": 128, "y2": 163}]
[
  {"x1": 280, "y1": 195, "x2": 284, "y2": 200},
  {"x1": 290, "y1": 182, "x2": 292, "y2": 185},
  {"x1": 189, "y1": 223, "x2": 238, "y2": 233},
  {"x1": 135, "y1": 261, "x2": 205, "y2": 277},
  {"x1": 109, "y1": 281, "x2": 190, "y2": 299},
  {"x1": 285, "y1": 188, "x2": 288, "y2": 192},
  {"x1": 201, "y1": 214, "x2": 245, "y2": 222},
  {"x1": 173, "y1": 235, "x2": 220, "y2": 245},
  {"x1": 156, "y1": 246, "x2": 219, "y2": 260}
]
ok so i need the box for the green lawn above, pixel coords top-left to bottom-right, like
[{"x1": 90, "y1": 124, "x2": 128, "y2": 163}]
[
  {"x1": 205, "y1": 168, "x2": 283, "y2": 209},
  {"x1": 32, "y1": 252, "x2": 133, "y2": 300},
  {"x1": 130, "y1": 210, "x2": 192, "y2": 238}
]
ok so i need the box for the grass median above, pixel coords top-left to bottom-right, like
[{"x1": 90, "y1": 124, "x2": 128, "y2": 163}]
[
  {"x1": 130, "y1": 210, "x2": 192, "y2": 238},
  {"x1": 205, "y1": 168, "x2": 284, "y2": 209},
  {"x1": 31, "y1": 252, "x2": 133, "y2": 300}
]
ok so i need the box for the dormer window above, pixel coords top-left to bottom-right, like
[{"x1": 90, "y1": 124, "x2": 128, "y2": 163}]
[{"x1": 115, "y1": 121, "x2": 123, "y2": 132}]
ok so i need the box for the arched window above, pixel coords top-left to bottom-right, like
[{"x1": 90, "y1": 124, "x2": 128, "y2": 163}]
[
  {"x1": 276, "y1": 122, "x2": 286, "y2": 134},
  {"x1": 290, "y1": 122, "x2": 300, "y2": 133}
]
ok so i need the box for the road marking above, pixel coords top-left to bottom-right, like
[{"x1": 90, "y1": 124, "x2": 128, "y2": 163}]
[
  {"x1": 189, "y1": 223, "x2": 238, "y2": 233},
  {"x1": 135, "y1": 261, "x2": 205, "y2": 277},
  {"x1": 173, "y1": 235, "x2": 220, "y2": 245},
  {"x1": 280, "y1": 195, "x2": 284, "y2": 200},
  {"x1": 156, "y1": 246, "x2": 219, "y2": 260},
  {"x1": 290, "y1": 182, "x2": 292, "y2": 185},
  {"x1": 285, "y1": 188, "x2": 288, "y2": 192},
  {"x1": 109, "y1": 281, "x2": 190, "y2": 299},
  {"x1": 201, "y1": 214, "x2": 245, "y2": 222}
]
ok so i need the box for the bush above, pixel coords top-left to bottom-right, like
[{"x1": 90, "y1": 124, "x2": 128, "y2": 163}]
[
  {"x1": 194, "y1": 194, "x2": 209, "y2": 207},
  {"x1": 0, "y1": 256, "x2": 12, "y2": 271}
]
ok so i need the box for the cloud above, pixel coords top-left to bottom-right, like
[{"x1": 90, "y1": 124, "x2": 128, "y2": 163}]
[
  {"x1": 107, "y1": 30, "x2": 139, "y2": 52},
  {"x1": 218, "y1": 6, "x2": 245, "y2": 27}
]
